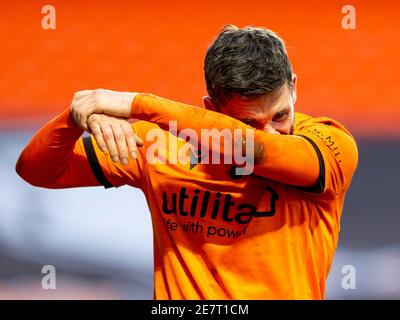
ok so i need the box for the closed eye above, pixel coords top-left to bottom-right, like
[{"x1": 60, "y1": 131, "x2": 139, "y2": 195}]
[{"x1": 273, "y1": 110, "x2": 289, "y2": 122}]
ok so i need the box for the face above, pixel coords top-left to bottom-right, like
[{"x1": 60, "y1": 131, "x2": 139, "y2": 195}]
[{"x1": 204, "y1": 76, "x2": 297, "y2": 135}]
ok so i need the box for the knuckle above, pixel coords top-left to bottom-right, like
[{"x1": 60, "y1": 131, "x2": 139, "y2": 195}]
[
  {"x1": 93, "y1": 88, "x2": 103, "y2": 97},
  {"x1": 87, "y1": 117, "x2": 95, "y2": 125},
  {"x1": 114, "y1": 132, "x2": 125, "y2": 141},
  {"x1": 124, "y1": 129, "x2": 134, "y2": 137},
  {"x1": 109, "y1": 151, "x2": 118, "y2": 158},
  {"x1": 91, "y1": 127, "x2": 101, "y2": 135},
  {"x1": 126, "y1": 137, "x2": 136, "y2": 146},
  {"x1": 130, "y1": 147, "x2": 138, "y2": 153},
  {"x1": 107, "y1": 142, "x2": 117, "y2": 151},
  {"x1": 120, "y1": 151, "x2": 128, "y2": 159},
  {"x1": 118, "y1": 140, "x2": 127, "y2": 148},
  {"x1": 103, "y1": 132, "x2": 114, "y2": 140},
  {"x1": 91, "y1": 90, "x2": 98, "y2": 99},
  {"x1": 73, "y1": 106, "x2": 83, "y2": 114}
]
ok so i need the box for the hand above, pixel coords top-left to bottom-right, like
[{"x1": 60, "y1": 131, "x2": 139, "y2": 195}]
[
  {"x1": 71, "y1": 89, "x2": 137, "y2": 131},
  {"x1": 87, "y1": 113, "x2": 144, "y2": 165}
]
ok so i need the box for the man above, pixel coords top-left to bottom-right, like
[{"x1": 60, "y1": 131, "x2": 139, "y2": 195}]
[{"x1": 16, "y1": 25, "x2": 358, "y2": 299}]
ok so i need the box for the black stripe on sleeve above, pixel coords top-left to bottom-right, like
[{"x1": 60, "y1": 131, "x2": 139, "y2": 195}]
[
  {"x1": 83, "y1": 136, "x2": 114, "y2": 189},
  {"x1": 294, "y1": 134, "x2": 326, "y2": 194}
]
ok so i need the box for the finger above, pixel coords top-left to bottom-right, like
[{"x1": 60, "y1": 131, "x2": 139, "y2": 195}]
[
  {"x1": 133, "y1": 132, "x2": 144, "y2": 147},
  {"x1": 121, "y1": 122, "x2": 139, "y2": 160},
  {"x1": 79, "y1": 114, "x2": 89, "y2": 131},
  {"x1": 100, "y1": 122, "x2": 120, "y2": 163},
  {"x1": 71, "y1": 94, "x2": 100, "y2": 130},
  {"x1": 89, "y1": 121, "x2": 108, "y2": 153},
  {"x1": 71, "y1": 106, "x2": 89, "y2": 131},
  {"x1": 112, "y1": 123, "x2": 129, "y2": 165},
  {"x1": 73, "y1": 94, "x2": 89, "y2": 104}
]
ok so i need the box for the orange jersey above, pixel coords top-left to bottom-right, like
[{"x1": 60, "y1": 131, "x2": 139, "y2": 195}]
[{"x1": 16, "y1": 94, "x2": 358, "y2": 300}]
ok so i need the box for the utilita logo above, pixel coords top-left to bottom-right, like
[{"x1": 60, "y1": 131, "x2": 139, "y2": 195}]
[{"x1": 162, "y1": 187, "x2": 279, "y2": 225}]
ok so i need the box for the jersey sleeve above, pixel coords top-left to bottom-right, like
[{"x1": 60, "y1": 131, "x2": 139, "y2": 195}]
[
  {"x1": 294, "y1": 117, "x2": 358, "y2": 197},
  {"x1": 81, "y1": 122, "x2": 147, "y2": 189},
  {"x1": 16, "y1": 108, "x2": 146, "y2": 189},
  {"x1": 130, "y1": 93, "x2": 358, "y2": 193},
  {"x1": 130, "y1": 93, "x2": 323, "y2": 187}
]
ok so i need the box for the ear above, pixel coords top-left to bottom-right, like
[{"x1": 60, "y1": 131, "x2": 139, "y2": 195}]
[
  {"x1": 291, "y1": 74, "x2": 297, "y2": 104},
  {"x1": 203, "y1": 96, "x2": 219, "y2": 111}
]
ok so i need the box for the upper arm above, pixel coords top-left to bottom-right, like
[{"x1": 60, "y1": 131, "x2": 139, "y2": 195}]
[
  {"x1": 81, "y1": 131, "x2": 145, "y2": 189},
  {"x1": 16, "y1": 108, "x2": 146, "y2": 189},
  {"x1": 44, "y1": 134, "x2": 145, "y2": 189}
]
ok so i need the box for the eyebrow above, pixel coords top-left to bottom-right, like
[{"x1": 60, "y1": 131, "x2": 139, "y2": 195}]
[
  {"x1": 239, "y1": 107, "x2": 291, "y2": 123},
  {"x1": 273, "y1": 107, "x2": 291, "y2": 118}
]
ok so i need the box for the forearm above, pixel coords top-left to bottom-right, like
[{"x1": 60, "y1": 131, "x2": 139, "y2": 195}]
[
  {"x1": 131, "y1": 93, "x2": 241, "y2": 132},
  {"x1": 16, "y1": 109, "x2": 98, "y2": 188},
  {"x1": 131, "y1": 93, "x2": 319, "y2": 186}
]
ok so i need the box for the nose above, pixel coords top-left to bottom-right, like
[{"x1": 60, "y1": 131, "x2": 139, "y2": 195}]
[{"x1": 262, "y1": 123, "x2": 280, "y2": 134}]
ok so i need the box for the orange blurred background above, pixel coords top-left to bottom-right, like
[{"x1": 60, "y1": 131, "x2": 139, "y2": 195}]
[{"x1": 0, "y1": 0, "x2": 399, "y2": 137}]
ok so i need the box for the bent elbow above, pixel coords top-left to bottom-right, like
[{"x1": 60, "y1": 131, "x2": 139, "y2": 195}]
[
  {"x1": 15, "y1": 151, "x2": 48, "y2": 188},
  {"x1": 15, "y1": 151, "x2": 29, "y2": 182},
  {"x1": 15, "y1": 152, "x2": 37, "y2": 186}
]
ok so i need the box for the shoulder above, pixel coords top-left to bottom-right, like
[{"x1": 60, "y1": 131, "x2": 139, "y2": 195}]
[
  {"x1": 294, "y1": 112, "x2": 357, "y2": 151},
  {"x1": 294, "y1": 112, "x2": 358, "y2": 194},
  {"x1": 294, "y1": 112, "x2": 353, "y2": 136}
]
